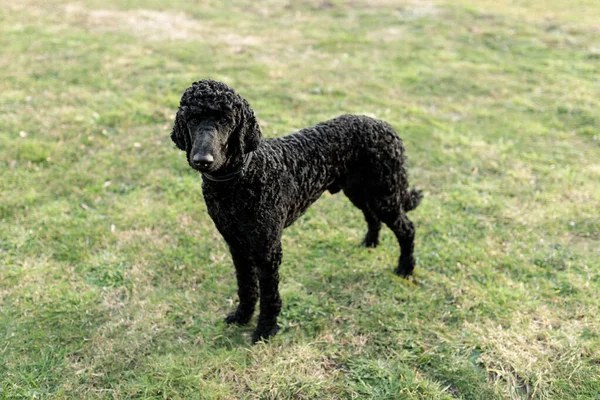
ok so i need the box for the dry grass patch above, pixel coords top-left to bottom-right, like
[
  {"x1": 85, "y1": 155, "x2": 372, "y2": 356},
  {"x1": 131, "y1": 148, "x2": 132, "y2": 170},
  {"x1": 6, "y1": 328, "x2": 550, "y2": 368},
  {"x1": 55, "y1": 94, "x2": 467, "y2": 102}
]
[
  {"x1": 349, "y1": 0, "x2": 436, "y2": 13},
  {"x1": 62, "y1": 4, "x2": 262, "y2": 48},
  {"x1": 114, "y1": 227, "x2": 173, "y2": 248},
  {"x1": 447, "y1": 0, "x2": 600, "y2": 32},
  {"x1": 66, "y1": 6, "x2": 204, "y2": 41},
  {"x1": 70, "y1": 299, "x2": 173, "y2": 385},
  {"x1": 0, "y1": 255, "x2": 59, "y2": 303},
  {"x1": 465, "y1": 307, "x2": 595, "y2": 398},
  {"x1": 240, "y1": 342, "x2": 345, "y2": 399}
]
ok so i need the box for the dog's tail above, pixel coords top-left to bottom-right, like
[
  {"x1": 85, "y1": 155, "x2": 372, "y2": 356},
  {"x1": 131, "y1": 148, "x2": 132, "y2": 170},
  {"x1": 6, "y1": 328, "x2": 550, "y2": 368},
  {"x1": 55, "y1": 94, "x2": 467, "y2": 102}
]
[{"x1": 403, "y1": 188, "x2": 423, "y2": 212}]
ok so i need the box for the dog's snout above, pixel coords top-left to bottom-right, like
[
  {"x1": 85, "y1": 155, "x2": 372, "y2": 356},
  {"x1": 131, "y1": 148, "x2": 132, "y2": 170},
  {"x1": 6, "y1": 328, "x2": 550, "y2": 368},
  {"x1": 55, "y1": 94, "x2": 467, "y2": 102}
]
[{"x1": 193, "y1": 153, "x2": 214, "y2": 168}]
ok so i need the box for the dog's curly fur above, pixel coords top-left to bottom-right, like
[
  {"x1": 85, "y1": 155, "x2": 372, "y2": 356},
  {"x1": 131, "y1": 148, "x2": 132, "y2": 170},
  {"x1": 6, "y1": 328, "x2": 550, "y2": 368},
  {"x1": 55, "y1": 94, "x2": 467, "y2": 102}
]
[{"x1": 172, "y1": 80, "x2": 422, "y2": 343}]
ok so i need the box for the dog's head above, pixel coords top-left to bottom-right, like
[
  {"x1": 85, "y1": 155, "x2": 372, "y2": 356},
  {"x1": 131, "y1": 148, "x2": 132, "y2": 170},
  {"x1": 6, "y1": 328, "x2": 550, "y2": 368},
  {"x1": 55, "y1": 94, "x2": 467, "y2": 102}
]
[{"x1": 171, "y1": 80, "x2": 261, "y2": 173}]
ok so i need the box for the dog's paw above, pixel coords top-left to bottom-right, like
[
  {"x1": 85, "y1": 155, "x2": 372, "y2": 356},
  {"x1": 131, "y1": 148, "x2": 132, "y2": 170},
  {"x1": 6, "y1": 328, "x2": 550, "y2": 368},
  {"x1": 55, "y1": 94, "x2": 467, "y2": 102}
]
[
  {"x1": 362, "y1": 236, "x2": 379, "y2": 248},
  {"x1": 252, "y1": 322, "x2": 279, "y2": 344},
  {"x1": 394, "y1": 256, "x2": 415, "y2": 278},
  {"x1": 225, "y1": 309, "x2": 253, "y2": 325}
]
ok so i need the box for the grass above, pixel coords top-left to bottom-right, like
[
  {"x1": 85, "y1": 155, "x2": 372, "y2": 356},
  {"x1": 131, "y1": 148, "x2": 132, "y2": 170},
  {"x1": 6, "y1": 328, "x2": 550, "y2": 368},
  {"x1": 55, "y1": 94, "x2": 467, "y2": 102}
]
[{"x1": 1, "y1": 0, "x2": 599, "y2": 398}]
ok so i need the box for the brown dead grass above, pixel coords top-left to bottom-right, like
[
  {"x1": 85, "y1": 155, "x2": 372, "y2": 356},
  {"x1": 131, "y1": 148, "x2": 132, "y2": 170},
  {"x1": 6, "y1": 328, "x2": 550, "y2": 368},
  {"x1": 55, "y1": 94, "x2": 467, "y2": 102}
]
[
  {"x1": 63, "y1": 5, "x2": 262, "y2": 47},
  {"x1": 66, "y1": 6, "x2": 204, "y2": 41},
  {"x1": 241, "y1": 342, "x2": 345, "y2": 399},
  {"x1": 464, "y1": 306, "x2": 594, "y2": 398},
  {"x1": 5, "y1": 2, "x2": 262, "y2": 48}
]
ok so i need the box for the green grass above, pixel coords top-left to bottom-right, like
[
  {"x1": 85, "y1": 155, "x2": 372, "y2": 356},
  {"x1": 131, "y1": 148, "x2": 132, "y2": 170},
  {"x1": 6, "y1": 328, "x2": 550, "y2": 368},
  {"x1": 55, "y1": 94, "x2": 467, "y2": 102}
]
[{"x1": 1, "y1": 0, "x2": 599, "y2": 398}]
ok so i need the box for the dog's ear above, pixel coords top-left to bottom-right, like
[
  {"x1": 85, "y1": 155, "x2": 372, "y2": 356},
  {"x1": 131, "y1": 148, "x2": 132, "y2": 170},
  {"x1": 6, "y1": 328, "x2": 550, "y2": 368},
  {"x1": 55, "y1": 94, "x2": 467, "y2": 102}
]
[
  {"x1": 171, "y1": 107, "x2": 188, "y2": 151},
  {"x1": 237, "y1": 98, "x2": 261, "y2": 153},
  {"x1": 243, "y1": 114, "x2": 261, "y2": 153}
]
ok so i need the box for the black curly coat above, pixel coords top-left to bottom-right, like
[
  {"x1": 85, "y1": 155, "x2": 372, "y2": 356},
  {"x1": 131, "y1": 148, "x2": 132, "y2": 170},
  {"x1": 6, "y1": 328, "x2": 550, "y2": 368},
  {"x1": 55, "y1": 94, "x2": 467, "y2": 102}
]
[{"x1": 172, "y1": 80, "x2": 422, "y2": 343}]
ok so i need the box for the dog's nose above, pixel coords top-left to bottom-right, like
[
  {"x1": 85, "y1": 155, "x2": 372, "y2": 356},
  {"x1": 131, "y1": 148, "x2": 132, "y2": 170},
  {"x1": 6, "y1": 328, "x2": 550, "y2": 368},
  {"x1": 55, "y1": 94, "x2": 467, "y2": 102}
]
[{"x1": 193, "y1": 153, "x2": 214, "y2": 168}]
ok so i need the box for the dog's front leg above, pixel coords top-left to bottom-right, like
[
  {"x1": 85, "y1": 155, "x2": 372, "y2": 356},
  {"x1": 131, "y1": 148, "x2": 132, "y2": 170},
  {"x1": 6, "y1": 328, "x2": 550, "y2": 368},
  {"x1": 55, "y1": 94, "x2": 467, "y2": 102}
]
[
  {"x1": 252, "y1": 243, "x2": 283, "y2": 344},
  {"x1": 225, "y1": 249, "x2": 258, "y2": 325}
]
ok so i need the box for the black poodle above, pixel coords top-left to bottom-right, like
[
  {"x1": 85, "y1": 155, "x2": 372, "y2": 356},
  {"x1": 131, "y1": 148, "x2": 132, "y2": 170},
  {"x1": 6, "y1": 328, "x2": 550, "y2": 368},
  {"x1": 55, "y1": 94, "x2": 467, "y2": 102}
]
[{"x1": 171, "y1": 80, "x2": 422, "y2": 343}]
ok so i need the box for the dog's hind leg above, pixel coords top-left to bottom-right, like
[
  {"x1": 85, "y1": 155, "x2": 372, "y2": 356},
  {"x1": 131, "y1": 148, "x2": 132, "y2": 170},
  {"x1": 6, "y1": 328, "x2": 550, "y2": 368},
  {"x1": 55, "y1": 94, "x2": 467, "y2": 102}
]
[
  {"x1": 373, "y1": 199, "x2": 416, "y2": 277},
  {"x1": 361, "y1": 206, "x2": 382, "y2": 248},
  {"x1": 344, "y1": 189, "x2": 382, "y2": 248},
  {"x1": 387, "y1": 212, "x2": 416, "y2": 277}
]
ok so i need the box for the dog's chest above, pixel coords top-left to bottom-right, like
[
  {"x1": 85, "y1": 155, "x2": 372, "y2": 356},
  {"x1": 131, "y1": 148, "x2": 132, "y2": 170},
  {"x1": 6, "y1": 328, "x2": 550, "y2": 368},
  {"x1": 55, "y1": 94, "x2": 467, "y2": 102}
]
[{"x1": 203, "y1": 184, "x2": 260, "y2": 224}]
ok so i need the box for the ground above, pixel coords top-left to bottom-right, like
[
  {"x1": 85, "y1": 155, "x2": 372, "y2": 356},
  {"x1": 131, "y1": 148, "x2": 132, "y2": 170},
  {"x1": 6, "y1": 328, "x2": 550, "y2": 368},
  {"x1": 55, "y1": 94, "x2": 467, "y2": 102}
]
[{"x1": 0, "y1": 0, "x2": 599, "y2": 398}]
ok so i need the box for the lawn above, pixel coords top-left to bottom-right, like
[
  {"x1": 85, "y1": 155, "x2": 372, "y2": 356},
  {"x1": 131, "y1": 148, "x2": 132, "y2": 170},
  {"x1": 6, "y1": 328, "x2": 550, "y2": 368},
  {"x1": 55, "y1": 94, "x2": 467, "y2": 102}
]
[{"x1": 1, "y1": 0, "x2": 599, "y2": 398}]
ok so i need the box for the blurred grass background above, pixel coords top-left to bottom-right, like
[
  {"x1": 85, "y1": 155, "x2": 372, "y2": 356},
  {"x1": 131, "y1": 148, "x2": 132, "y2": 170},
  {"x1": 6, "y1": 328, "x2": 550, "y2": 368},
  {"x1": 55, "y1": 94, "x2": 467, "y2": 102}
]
[{"x1": 1, "y1": 0, "x2": 599, "y2": 398}]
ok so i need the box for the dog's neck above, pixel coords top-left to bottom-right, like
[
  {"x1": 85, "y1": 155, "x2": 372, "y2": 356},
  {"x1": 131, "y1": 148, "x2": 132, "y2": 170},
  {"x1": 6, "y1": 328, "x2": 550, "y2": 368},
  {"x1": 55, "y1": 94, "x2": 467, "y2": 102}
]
[{"x1": 201, "y1": 152, "x2": 254, "y2": 183}]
